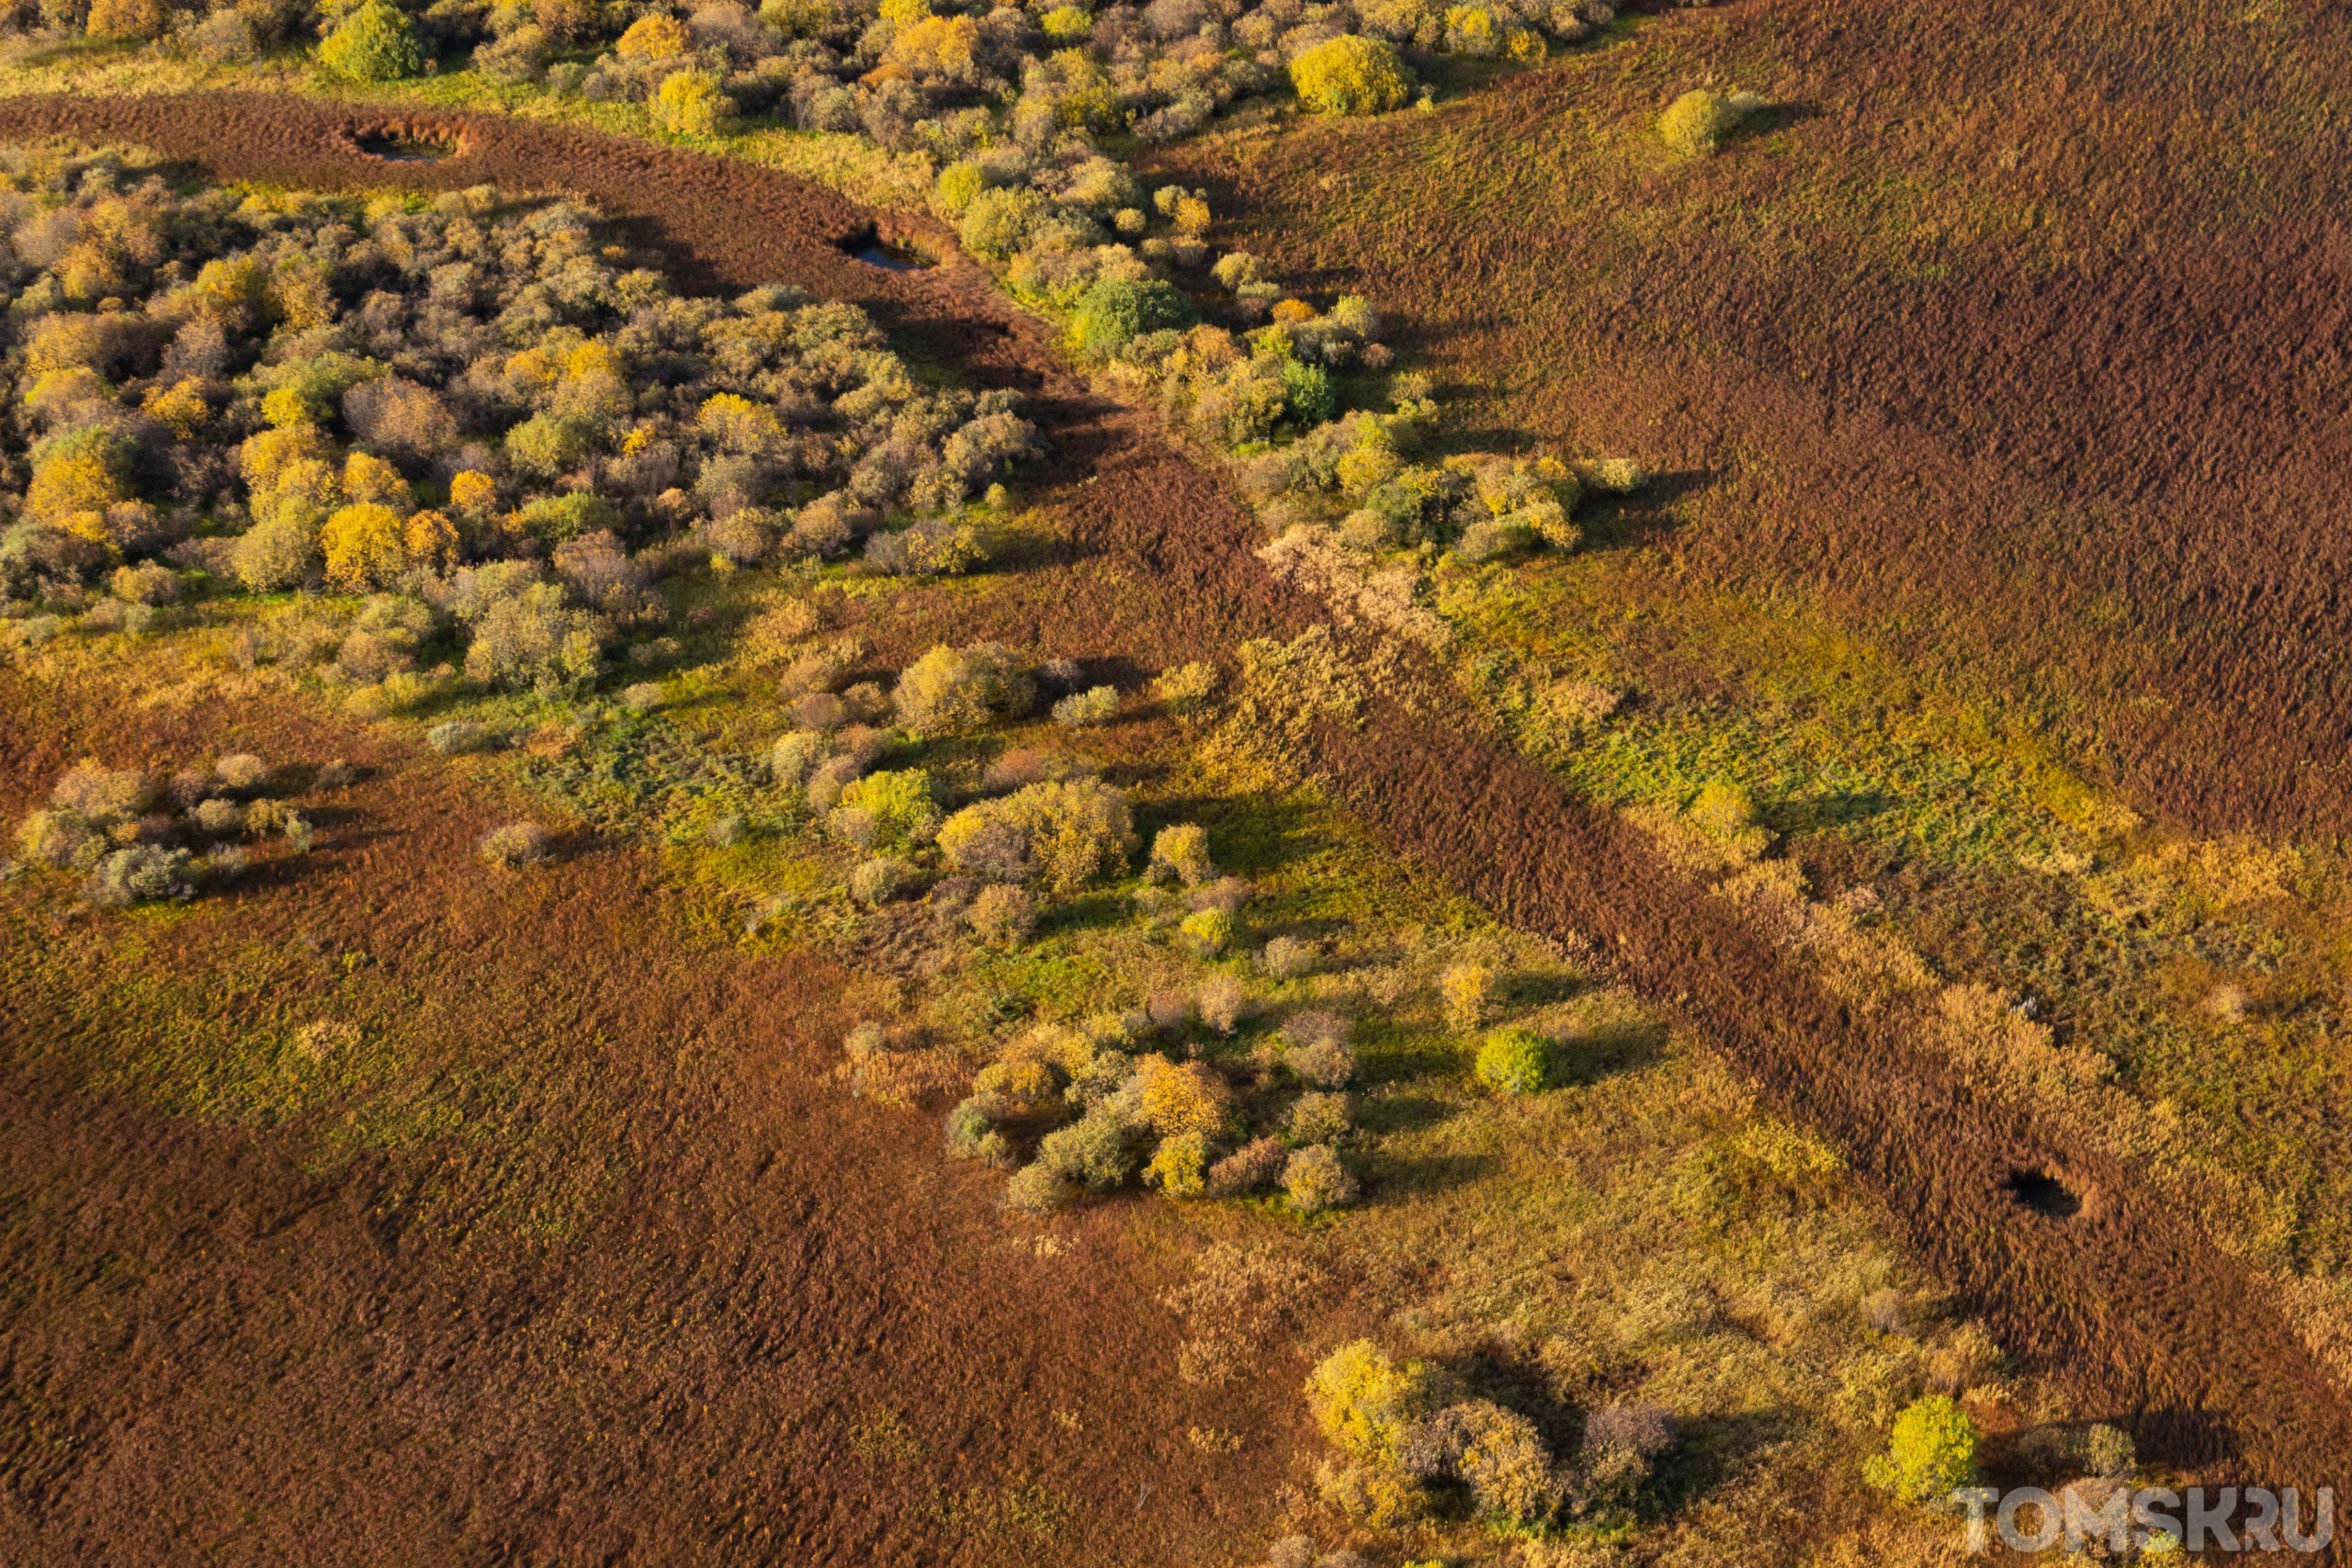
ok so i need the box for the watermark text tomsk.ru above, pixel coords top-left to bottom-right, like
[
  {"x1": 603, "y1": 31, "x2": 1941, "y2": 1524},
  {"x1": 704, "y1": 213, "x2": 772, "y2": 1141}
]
[{"x1": 1954, "y1": 1486, "x2": 2333, "y2": 1554}]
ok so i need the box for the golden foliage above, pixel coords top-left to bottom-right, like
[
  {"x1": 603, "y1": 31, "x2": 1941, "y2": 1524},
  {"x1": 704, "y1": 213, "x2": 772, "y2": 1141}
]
[
  {"x1": 321, "y1": 502, "x2": 408, "y2": 592},
  {"x1": 1135, "y1": 1055, "x2": 1233, "y2": 1141},
  {"x1": 615, "y1": 13, "x2": 689, "y2": 56}
]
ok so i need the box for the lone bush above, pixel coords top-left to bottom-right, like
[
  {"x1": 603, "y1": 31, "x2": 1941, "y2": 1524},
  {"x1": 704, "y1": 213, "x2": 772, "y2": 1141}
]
[
  {"x1": 426, "y1": 720, "x2": 493, "y2": 755},
  {"x1": 1003, "y1": 1161, "x2": 1072, "y2": 1215},
  {"x1": 654, "y1": 70, "x2": 737, "y2": 137},
  {"x1": 1037, "y1": 1111, "x2": 1137, "y2": 1191},
  {"x1": 1451, "y1": 1400, "x2": 1562, "y2": 1526},
  {"x1": 1659, "y1": 88, "x2": 1743, "y2": 157},
  {"x1": 1475, "y1": 1025, "x2": 1549, "y2": 1095},
  {"x1": 1290, "y1": 35, "x2": 1413, "y2": 116},
  {"x1": 1148, "y1": 822, "x2": 1214, "y2": 886},
  {"x1": 480, "y1": 821, "x2": 550, "y2": 868},
  {"x1": 1180, "y1": 907, "x2": 1242, "y2": 957},
  {"x1": 967, "y1": 882, "x2": 1036, "y2": 947},
  {"x1": 86, "y1": 845, "x2": 197, "y2": 907},
  {"x1": 847, "y1": 856, "x2": 901, "y2": 906},
  {"x1": 1306, "y1": 1340, "x2": 1434, "y2": 1463},
  {"x1": 1050, "y1": 684, "x2": 1120, "y2": 728},
  {"x1": 1144, "y1": 1130, "x2": 1210, "y2": 1198},
  {"x1": 1283, "y1": 1144, "x2": 1358, "y2": 1212},
  {"x1": 1863, "y1": 1394, "x2": 1979, "y2": 1506},
  {"x1": 1260, "y1": 934, "x2": 1315, "y2": 979},
  {"x1": 1073, "y1": 276, "x2": 1194, "y2": 360},
  {"x1": 938, "y1": 778, "x2": 1135, "y2": 894},
  {"x1": 319, "y1": 1, "x2": 425, "y2": 80},
  {"x1": 1205, "y1": 1135, "x2": 1286, "y2": 1197},
  {"x1": 1288, "y1": 1032, "x2": 1357, "y2": 1089},
  {"x1": 1195, "y1": 972, "x2": 1250, "y2": 1034},
  {"x1": 212, "y1": 753, "x2": 269, "y2": 794},
  {"x1": 1441, "y1": 959, "x2": 1494, "y2": 1028},
  {"x1": 1285, "y1": 1090, "x2": 1352, "y2": 1145},
  {"x1": 836, "y1": 769, "x2": 939, "y2": 851},
  {"x1": 893, "y1": 642, "x2": 1033, "y2": 737}
]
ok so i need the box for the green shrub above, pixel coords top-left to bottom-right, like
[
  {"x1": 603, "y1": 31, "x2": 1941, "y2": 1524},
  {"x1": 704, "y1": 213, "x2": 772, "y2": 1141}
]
[
  {"x1": 1072, "y1": 276, "x2": 1194, "y2": 360},
  {"x1": 2081, "y1": 1422, "x2": 2136, "y2": 1482},
  {"x1": 1180, "y1": 907, "x2": 1241, "y2": 957},
  {"x1": 514, "y1": 491, "x2": 617, "y2": 547},
  {"x1": 426, "y1": 719, "x2": 493, "y2": 755},
  {"x1": 1659, "y1": 88, "x2": 1742, "y2": 157},
  {"x1": 837, "y1": 768, "x2": 940, "y2": 850},
  {"x1": 1863, "y1": 1394, "x2": 1978, "y2": 1506},
  {"x1": 503, "y1": 412, "x2": 595, "y2": 480},
  {"x1": 1037, "y1": 1111, "x2": 1138, "y2": 1191},
  {"x1": 1148, "y1": 822, "x2": 1213, "y2": 886},
  {"x1": 957, "y1": 186, "x2": 1048, "y2": 262},
  {"x1": 462, "y1": 581, "x2": 604, "y2": 691},
  {"x1": 945, "y1": 1096, "x2": 995, "y2": 1156},
  {"x1": 232, "y1": 513, "x2": 320, "y2": 592},
  {"x1": 1282, "y1": 358, "x2": 1335, "y2": 424},
  {"x1": 933, "y1": 160, "x2": 986, "y2": 219},
  {"x1": 318, "y1": 1, "x2": 424, "y2": 81},
  {"x1": 1290, "y1": 35, "x2": 1413, "y2": 116},
  {"x1": 1475, "y1": 1025, "x2": 1548, "y2": 1095}
]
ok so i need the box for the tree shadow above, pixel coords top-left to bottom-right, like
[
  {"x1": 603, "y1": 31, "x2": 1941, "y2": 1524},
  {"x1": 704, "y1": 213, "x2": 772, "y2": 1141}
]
[
  {"x1": 1573, "y1": 471, "x2": 1713, "y2": 551},
  {"x1": 1736, "y1": 99, "x2": 1825, "y2": 141},
  {"x1": 1352, "y1": 1091, "x2": 1458, "y2": 1137},
  {"x1": 1555, "y1": 1016, "x2": 1668, "y2": 1086},
  {"x1": 1771, "y1": 789, "x2": 1896, "y2": 836},
  {"x1": 1364, "y1": 1149, "x2": 1495, "y2": 1200},
  {"x1": 1646, "y1": 1406, "x2": 1805, "y2": 1517},
  {"x1": 1145, "y1": 790, "x2": 1330, "y2": 880},
  {"x1": 1498, "y1": 967, "x2": 1585, "y2": 1009}
]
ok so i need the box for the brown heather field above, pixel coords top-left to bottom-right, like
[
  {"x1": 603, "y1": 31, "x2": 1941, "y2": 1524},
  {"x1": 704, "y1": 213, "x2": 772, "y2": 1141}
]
[
  {"x1": 4, "y1": 81, "x2": 2352, "y2": 1556},
  {"x1": 1146, "y1": 0, "x2": 2352, "y2": 838},
  {"x1": 0, "y1": 662, "x2": 1311, "y2": 1564}
]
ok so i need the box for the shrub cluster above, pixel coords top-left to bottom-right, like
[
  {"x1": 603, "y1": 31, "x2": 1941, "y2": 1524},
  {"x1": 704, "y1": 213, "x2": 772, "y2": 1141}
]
[
  {"x1": 11, "y1": 751, "x2": 322, "y2": 905},
  {"x1": 1303, "y1": 1340, "x2": 1679, "y2": 1529},
  {"x1": 334, "y1": 0, "x2": 1640, "y2": 149},
  {"x1": 0, "y1": 153, "x2": 1036, "y2": 696}
]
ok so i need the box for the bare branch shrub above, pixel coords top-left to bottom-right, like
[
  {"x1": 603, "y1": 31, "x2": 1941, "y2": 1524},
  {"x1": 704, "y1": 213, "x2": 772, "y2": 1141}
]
[{"x1": 480, "y1": 821, "x2": 550, "y2": 868}]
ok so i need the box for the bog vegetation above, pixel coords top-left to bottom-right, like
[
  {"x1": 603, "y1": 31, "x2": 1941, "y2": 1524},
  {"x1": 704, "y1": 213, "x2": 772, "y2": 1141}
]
[
  {"x1": 0, "y1": 22, "x2": 2265, "y2": 1548},
  {"x1": 0, "y1": 151, "x2": 1036, "y2": 695}
]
